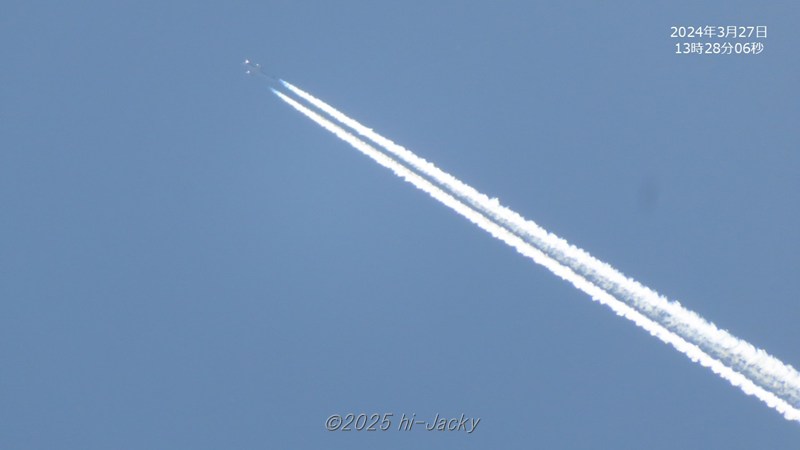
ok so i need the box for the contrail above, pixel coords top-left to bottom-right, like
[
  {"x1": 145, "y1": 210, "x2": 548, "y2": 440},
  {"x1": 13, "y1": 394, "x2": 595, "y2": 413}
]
[
  {"x1": 279, "y1": 80, "x2": 800, "y2": 411},
  {"x1": 270, "y1": 83, "x2": 800, "y2": 421}
]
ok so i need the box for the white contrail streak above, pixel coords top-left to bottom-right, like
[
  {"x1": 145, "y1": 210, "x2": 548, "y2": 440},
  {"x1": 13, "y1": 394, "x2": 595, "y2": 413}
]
[
  {"x1": 271, "y1": 84, "x2": 800, "y2": 421},
  {"x1": 280, "y1": 78, "x2": 800, "y2": 411}
]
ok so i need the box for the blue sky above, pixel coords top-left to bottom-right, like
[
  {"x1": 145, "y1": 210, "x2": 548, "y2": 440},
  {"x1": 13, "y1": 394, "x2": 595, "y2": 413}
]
[{"x1": 2, "y1": 1, "x2": 799, "y2": 448}]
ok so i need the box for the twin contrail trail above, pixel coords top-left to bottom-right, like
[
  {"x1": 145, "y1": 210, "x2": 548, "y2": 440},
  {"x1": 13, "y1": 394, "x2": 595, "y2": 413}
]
[{"x1": 267, "y1": 77, "x2": 800, "y2": 422}]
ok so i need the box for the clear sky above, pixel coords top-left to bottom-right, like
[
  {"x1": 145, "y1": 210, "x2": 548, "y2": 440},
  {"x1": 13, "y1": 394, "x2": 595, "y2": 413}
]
[{"x1": 2, "y1": 1, "x2": 799, "y2": 448}]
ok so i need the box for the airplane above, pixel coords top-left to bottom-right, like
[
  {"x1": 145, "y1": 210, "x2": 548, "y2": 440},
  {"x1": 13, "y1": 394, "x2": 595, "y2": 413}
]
[{"x1": 243, "y1": 59, "x2": 278, "y2": 81}]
